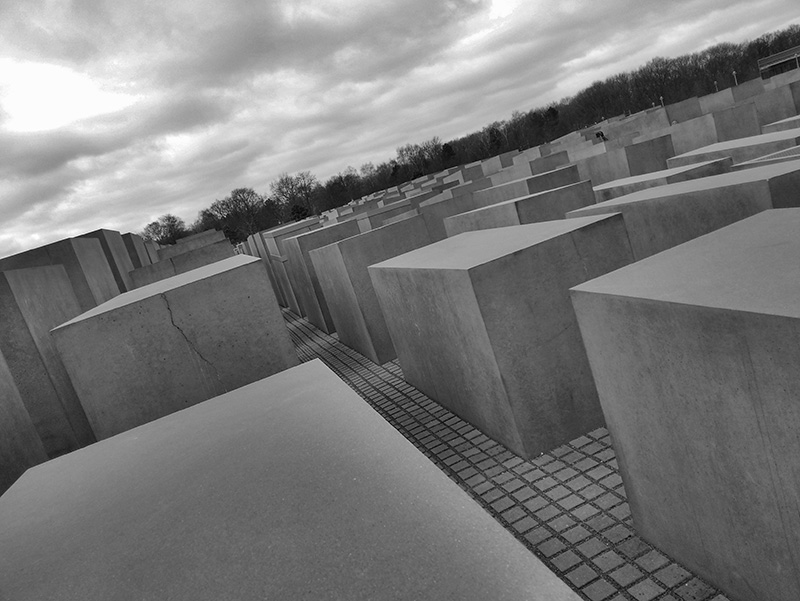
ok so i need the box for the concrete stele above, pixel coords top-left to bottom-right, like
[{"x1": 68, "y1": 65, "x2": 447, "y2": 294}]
[
  {"x1": 666, "y1": 127, "x2": 800, "y2": 168},
  {"x1": 309, "y1": 215, "x2": 433, "y2": 364},
  {"x1": 570, "y1": 209, "x2": 800, "y2": 601},
  {"x1": 369, "y1": 215, "x2": 635, "y2": 459},
  {"x1": 283, "y1": 221, "x2": 361, "y2": 333},
  {"x1": 121, "y1": 233, "x2": 151, "y2": 269},
  {"x1": 0, "y1": 238, "x2": 119, "y2": 312},
  {"x1": 0, "y1": 266, "x2": 95, "y2": 457},
  {"x1": 129, "y1": 240, "x2": 235, "y2": 289},
  {"x1": 51, "y1": 256, "x2": 298, "y2": 440},
  {"x1": 566, "y1": 160, "x2": 800, "y2": 261},
  {"x1": 0, "y1": 350, "x2": 47, "y2": 495},
  {"x1": 443, "y1": 180, "x2": 596, "y2": 237},
  {"x1": 0, "y1": 360, "x2": 579, "y2": 601},
  {"x1": 157, "y1": 230, "x2": 226, "y2": 261},
  {"x1": 77, "y1": 229, "x2": 135, "y2": 293}
]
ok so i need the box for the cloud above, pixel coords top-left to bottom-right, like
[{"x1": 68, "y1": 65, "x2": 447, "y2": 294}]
[{"x1": 0, "y1": 0, "x2": 799, "y2": 258}]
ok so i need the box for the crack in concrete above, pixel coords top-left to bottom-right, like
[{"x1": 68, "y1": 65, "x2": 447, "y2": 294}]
[{"x1": 160, "y1": 293, "x2": 224, "y2": 389}]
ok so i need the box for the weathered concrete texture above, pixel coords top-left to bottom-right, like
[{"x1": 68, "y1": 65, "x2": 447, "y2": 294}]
[
  {"x1": 121, "y1": 233, "x2": 151, "y2": 269},
  {"x1": 529, "y1": 150, "x2": 570, "y2": 174},
  {"x1": 624, "y1": 134, "x2": 675, "y2": 176},
  {"x1": 568, "y1": 161, "x2": 800, "y2": 261},
  {"x1": 593, "y1": 158, "x2": 733, "y2": 203},
  {"x1": 570, "y1": 209, "x2": 800, "y2": 601},
  {"x1": 0, "y1": 266, "x2": 96, "y2": 457},
  {"x1": 77, "y1": 229, "x2": 135, "y2": 293},
  {"x1": 751, "y1": 84, "x2": 798, "y2": 127},
  {"x1": 355, "y1": 200, "x2": 411, "y2": 233},
  {"x1": 369, "y1": 215, "x2": 634, "y2": 459},
  {"x1": 732, "y1": 145, "x2": 800, "y2": 170},
  {"x1": 0, "y1": 238, "x2": 119, "y2": 312},
  {"x1": 444, "y1": 181, "x2": 595, "y2": 237},
  {"x1": 0, "y1": 359, "x2": 578, "y2": 601},
  {"x1": 129, "y1": 240, "x2": 235, "y2": 288},
  {"x1": 310, "y1": 216, "x2": 433, "y2": 364},
  {"x1": 283, "y1": 221, "x2": 361, "y2": 333},
  {"x1": 420, "y1": 165, "x2": 581, "y2": 241},
  {"x1": 665, "y1": 96, "x2": 703, "y2": 123},
  {"x1": 262, "y1": 218, "x2": 322, "y2": 256},
  {"x1": 573, "y1": 145, "x2": 631, "y2": 186},
  {"x1": 667, "y1": 128, "x2": 800, "y2": 168},
  {"x1": 157, "y1": 230, "x2": 226, "y2": 261},
  {"x1": 698, "y1": 88, "x2": 735, "y2": 114},
  {"x1": 51, "y1": 256, "x2": 298, "y2": 440},
  {"x1": 0, "y1": 351, "x2": 47, "y2": 495}
]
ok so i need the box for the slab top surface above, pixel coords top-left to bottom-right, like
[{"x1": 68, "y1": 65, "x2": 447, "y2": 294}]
[
  {"x1": 572, "y1": 160, "x2": 800, "y2": 211},
  {"x1": 0, "y1": 359, "x2": 574, "y2": 601},
  {"x1": 674, "y1": 127, "x2": 800, "y2": 157},
  {"x1": 592, "y1": 159, "x2": 728, "y2": 190},
  {"x1": 54, "y1": 255, "x2": 259, "y2": 327},
  {"x1": 572, "y1": 209, "x2": 800, "y2": 317},
  {"x1": 372, "y1": 214, "x2": 617, "y2": 271},
  {"x1": 263, "y1": 217, "x2": 321, "y2": 237}
]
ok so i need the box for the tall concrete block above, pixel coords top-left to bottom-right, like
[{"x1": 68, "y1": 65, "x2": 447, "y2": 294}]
[
  {"x1": 420, "y1": 165, "x2": 581, "y2": 241},
  {"x1": 444, "y1": 181, "x2": 595, "y2": 237},
  {"x1": 665, "y1": 96, "x2": 703, "y2": 123},
  {"x1": 0, "y1": 266, "x2": 95, "y2": 457},
  {"x1": 121, "y1": 233, "x2": 151, "y2": 269},
  {"x1": 762, "y1": 114, "x2": 800, "y2": 134},
  {"x1": 262, "y1": 218, "x2": 322, "y2": 256},
  {"x1": 143, "y1": 240, "x2": 160, "y2": 264},
  {"x1": 282, "y1": 221, "x2": 361, "y2": 334},
  {"x1": 77, "y1": 229, "x2": 135, "y2": 293},
  {"x1": 0, "y1": 238, "x2": 119, "y2": 312},
  {"x1": 529, "y1": 150, "x2": 570, "y2": 174},
  {"x1": 712, "y1": 102, "x2": 761, "y2": 142},
  {"x1": 568, "y1": 161, "x2": 800, "y2": 261},
  {"x1": 570, "y1": 210, "x2": 800, "y2": 601},
  {"x1": 129, "y1": 240, "x2": 235, "y2": 288},
  {"x1": 369, "y1": 215, "x2": 635, "y2": 459},
  {"x1": 624, "y1": 134, "x2": 675, "y2": 176},
  {"x1": 250, "y1": 232, "x2": 284, "y2": 306},
  {"x1": 269, "y1": 254, "x2": 299, "y2": 312},
  {"x1": 574, "y1": 146, "x2": 631, "y2": 185},
  {"x1": 752, "y1": 85, "x2": 797, "y2": 127},
  {"x1": 668, "y1": 128, "x2": 800, "y2": 168},
  {"x1": 0, "y1": 360, "x2": 579, "y2": 601},
  {"x1": 0, "y1": 350, "x2": 47, "y2": 495},
  {"x1": 52, "y1": 256, "x2": 298, "y2": 440},
  {"x1": 593, "y1": 158, "x2": 733, "y2": 203},
  {"x1": 310, "y1": 216, "x2": 432, "y2": 364}
]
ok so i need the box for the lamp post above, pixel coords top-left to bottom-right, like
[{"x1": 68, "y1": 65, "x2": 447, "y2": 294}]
[
  {"x1": 714, "y1": 80, "x2": 718, "y2": 92},
  {"x1": 660, "y1": 95, "x2": 664, "y2": 107},
  {"x1": 733, "y1": 70, "x2": 738, "y2": 86}
]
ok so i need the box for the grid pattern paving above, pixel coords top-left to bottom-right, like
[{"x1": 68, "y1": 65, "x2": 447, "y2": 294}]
[{"x1": 284, "y1": 309, "x2": 730, "y2": 601}]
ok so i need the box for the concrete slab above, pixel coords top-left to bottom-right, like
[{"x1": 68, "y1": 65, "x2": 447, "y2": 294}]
[
  {"x1": 121, "y1": 233, "x2": 150, "y2": 269},
  {"x1": 0, "y1": 266, "x2": 95, "y2": 457},
  {"x1": 310, "y1": 216, "x2": 432, "y2": 364},
  {"x1": 0, "y1": 238, "x2": 119, "y2": 312},
  {"x1": 420, "y1": 165, "x2": 581, "y2": 241},
  {"x1": 593, "y1": 158, "x2": 733, "y2": 203},
  {"x1": 157, "y1": 230, "x2": 226, "y2": 261},
  {"x1": 77, "y1": 229, "x2": 135, "y2": 293},
  {"x1": 129, "y1": 240, "x2": 235, "y2": 288},
  {"x1": 567, "y1": 161, "x2": 800, "y2": 260},
  {"x1": 0, "y1": 351, "x2": 47, "y2": 495},
  {"x1": 369, "y1": 215, "x2": 634, "y2": 459},
  {"x1": 283, "y1": 221, "x2": 361, "y2": 333},
  {"x1": 251, "y1": 232, "x2": 284, "y2": 306},
  {"x1": 570, "y1": 209, "x2": 800, "y2": 601},
  {"x1": 762, "y1": 114, "x2": 800, "y2": 134},
  {"x1": 0, "y1": 359, "x2": 579, "y2": 601},
  {"x1": 51, "y1": 256, "x2": 298, "y2": 440},
  {"x1": 667, "y1": 128, "x2": 800, "y2": 168},
  {"x1": 262, "y1": 218, "x2": 322, "y2": 256},
  {"x1": 143, "y1": 240, "x2": 159, "y2": 264},
  {"x1": 712, "y1": 102, "x2": 761, "y2": 142},
  {"x1": 624, "y1": 134, "x2": 675, "y2": 176},
  {"x1": 444, "y1": 181, "x2": 595, "y2": 237},
  {"x1": 269, "y1": 254, "x2": 299, "y2": 312}
]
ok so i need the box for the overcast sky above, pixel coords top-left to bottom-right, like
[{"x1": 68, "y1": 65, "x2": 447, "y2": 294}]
[{"x1": 1, "y1": 0, "x2": 798, "y2": 257}]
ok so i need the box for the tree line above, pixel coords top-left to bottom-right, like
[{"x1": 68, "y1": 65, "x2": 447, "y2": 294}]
[{"x1": 142, "y1": 24, "x2": 800, "y2": 245}]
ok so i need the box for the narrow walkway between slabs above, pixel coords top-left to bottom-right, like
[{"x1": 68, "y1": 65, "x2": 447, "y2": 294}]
[{"x1": 283, "y1": 309, "x2": 728, "y2": 601}]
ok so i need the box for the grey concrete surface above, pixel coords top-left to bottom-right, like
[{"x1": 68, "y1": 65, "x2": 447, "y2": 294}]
[
  {"x1": 129, "y1": 240, "x2": 235, "y2": 288},
  {"x1": 77, "y1": 229, "x2": 135, "y2": 293},
  {"x1": 51, "y1": 256, "x2": 297, "y2": 439},
  {"x1": 0, "y1": 266, "x2": 95, "y2": 457},
  {"x1": 157, "y1": 229, "x2": 226, "y2": 260},
  {"x1": 369, "y1": 215, "x2": 634, "y2": 459},
  {"x1": 570, "y1": 209, "x2": 800, "y2": 601},
  {"x1": 310, "y1": 216, "x2": 432, "y2": 364},
  {"x1": 0, "y1": 360, "x2": 579, "y2": 601}
]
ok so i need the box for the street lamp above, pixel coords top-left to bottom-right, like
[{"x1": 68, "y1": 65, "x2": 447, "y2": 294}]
[
  {"x1": 733, "y1": 70, "x2": 738, "y2": 86},
  {"x1": 714, "y1": 80, "x2": 718, "y2": 92}
]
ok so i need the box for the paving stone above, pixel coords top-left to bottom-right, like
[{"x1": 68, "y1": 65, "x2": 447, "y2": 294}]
[
  {"x1": 566, "y1": 564, "x2": 599, "y2": 588},
  {"x1": 551, "y1": 550, "x2": 583, "y2": 572},
  {"x1": 592, "y1": 551, "x2": 626, "y2": 572},
  {"x1": 582, "y1": 578, "x2": 618, "y2": 601},
  {"x1": 609, "y1": 563, "x2": 645, "y2": 587},
  {"x1": 628, "y1": 578, "x2": 665, "y2": 601},
  {"x1": 654, "y1": 564, "x2": 692, "y2": 588}
]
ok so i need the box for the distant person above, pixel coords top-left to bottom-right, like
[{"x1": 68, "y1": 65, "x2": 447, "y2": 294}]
[{"x1": 596, "y1": 131, "x2": 608, "y2": 142}]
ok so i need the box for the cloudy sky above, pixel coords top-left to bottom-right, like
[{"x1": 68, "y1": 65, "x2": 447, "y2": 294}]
[{"x1": 1, "y1": 0, "x2": 798, "y2": 257}]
